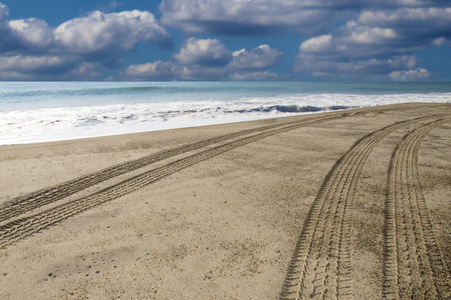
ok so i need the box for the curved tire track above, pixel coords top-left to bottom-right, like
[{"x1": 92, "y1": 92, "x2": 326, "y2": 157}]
[
  {"x1": 279, "y1": 116, "x2": 440, "y2": 300},
  {"x1": 0, "y1": 114, "x2": 343, "y2": 223},
  {"x1": 0, "y1": 114, "x2": 344, "y2": 248},
  {"x1": 383, "y1": 119, "x2": 450, "y2": 299}
]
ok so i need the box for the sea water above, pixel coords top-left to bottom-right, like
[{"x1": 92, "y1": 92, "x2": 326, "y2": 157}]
[{"x1": 1, "y1": 81, "x2": 450, "y2": 145}]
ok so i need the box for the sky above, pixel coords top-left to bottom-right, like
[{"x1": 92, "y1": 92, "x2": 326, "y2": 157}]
[{"x1": 0, "y1": 0, "x2": 450, "y2": 81}]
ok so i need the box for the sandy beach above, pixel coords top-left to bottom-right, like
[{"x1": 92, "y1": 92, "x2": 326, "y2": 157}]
[{"x1": 0, "y1": 103, "x2": 450, "y2": 299}]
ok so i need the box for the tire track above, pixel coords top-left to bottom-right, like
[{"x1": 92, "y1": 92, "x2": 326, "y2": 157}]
[
  {"x1": 0, "y1": 114, "x2": 345, "y2": 248},
  {"x1": 279, "y1": 116, "x2": 439, "y2": 300},
  {"x1": 383, "y1": 119, "x2": 450, "y2": 300},
  {"x1": 0, "y1": 113, "x2": 343, "y2": 224}
]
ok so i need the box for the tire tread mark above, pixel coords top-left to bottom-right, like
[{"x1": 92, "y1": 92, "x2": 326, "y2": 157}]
[
  {"x1": 279, "y1": 116, "x2": 439, "y2": 300},
  {"x1": 0, "y1": 115, "x2": 343, "y2": 248},
  {"x1": 383, "y1": 119, "x2": 450, "y2": 299},
  {"x1": 0, "y1": 115, "x2": 343, "y2": 223}
]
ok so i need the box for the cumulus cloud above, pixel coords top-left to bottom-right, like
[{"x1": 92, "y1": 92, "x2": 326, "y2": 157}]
[
  {"x1": 389, "y1": 68, "x2": 431, "y2": 81},
  {"x1": 1, "y1": 1, "x2": 448, "y2": 81},
  {"x1": 0, "y1": 55, "x2": 80, "y2": 80},
  {"x1": 159, "y1": 0, "x2": 447, "y2": 36},
  {"x1": 173, "y1": 37, "x2": 231, "y2": 66},
  {"x1": 294, "y1": 7, "x2": 450, "y2": 80},
  {"x1": 54, "y1": 10, "x2": 172, "y2": 53},
  {"x1": 119, "y1": 38, "x2": 284, "y2": 81},
  {"x1": 230, "y1": 45, "x2": 282, "y2": 69},
  {"x1": 117, "y1": 61, "x2": 179, "y2": 80},
  {"x1": 159, "y1": 0, "x2": 345, "y2": 36},
  {"x1": 356, "y1": 8, "x2": 451, "y2": 44},
  {"x1": 299, "y1": 34, "x2": 334, "y2": 53},
  {"x1": 0, "y1": 3, "x2": 172, "y2": 80},
  {"x1": 8, "y1": 18, "x2": 54, "y2": 49}
]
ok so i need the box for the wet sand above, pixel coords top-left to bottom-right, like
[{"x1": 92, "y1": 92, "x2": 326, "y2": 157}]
[{"x1": 0, "y1": 103, "x2": 450, "y2": 299}]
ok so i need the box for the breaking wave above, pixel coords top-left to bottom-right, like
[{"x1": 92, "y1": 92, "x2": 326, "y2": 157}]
[{"x1": 1, "y1": 81, "x2": 450, "y2": 145}]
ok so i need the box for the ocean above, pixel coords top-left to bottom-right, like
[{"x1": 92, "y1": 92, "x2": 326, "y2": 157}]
[{"x1": 1, "y1": 81, "x2": 450, "y2": 145}]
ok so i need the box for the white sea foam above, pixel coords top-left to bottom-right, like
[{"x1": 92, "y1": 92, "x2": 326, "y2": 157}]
[{"x1": 1, "y1": 81, "x2": 450, "y2": 145}]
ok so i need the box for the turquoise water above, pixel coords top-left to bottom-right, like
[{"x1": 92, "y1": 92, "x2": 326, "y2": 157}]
[{"x1": 2, "y1": 81, "x2": 451, "y2": 111}]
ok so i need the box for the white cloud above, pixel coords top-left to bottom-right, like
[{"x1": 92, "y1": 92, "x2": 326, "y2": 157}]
[
  {"x1": 2, "y1": 7, "x2": 172, "y2": 55},
  {"x1": 54, "y1": 10, "x2": 172, "y2": 53},
  {"x1": 358, "y1": 7, "x2": 451, "y2": 25},
  {"x1": 118, "y1": 61, "x2": 179, "y2": 80},
  {"x1": 8, "y1": 18, "x2": 54, "y2": 48},
  {"x1": 294, "y1": 7, "x2": 450, "y2": 80},
  {"x1": 173, "y1": 37, "x2": 231, "y2": 66},
  {"x1": 159, "y1": 0, "x2": 342, "y2": 35},
  {"x1": 432, "y1": 37, "x2": 449, "y2": 46},
  {"x1": 0, "y1": 3, "x2": 173, "y2": 80},
  {"x1": 0, "y1": 55, "x2": 103, "y2": 80},
  {"x1": 118, "y1": 39, "x2": 284, "y2": 81},
  {"x1": 0, "y1": 55, "x2": 65, "y2": 71},
  {"x1": 299, "y1": 34, "x2": 333, "y2": 53},
  {"x1": 159, "y1": 0, "x2": 445, "y2": 36},
  {"x1": 344, "y1": 24, "x2": 398, "y2": 45},
  {"x1": 389, "y1": 68, "x2": 431, "y2": 81},
  {"x1": 230, "y1": 45, "x2": 282, "y2": 69},
  {"x1": 0, "y1": 54, "x2": 81, "y2": 79},
  {"x1": 177, "y1": 64, "x2": 230, "y2": 80},
  {"x1": 1, "y1": 1, "x2": 448, "y2": 81},
  {"x1": 355, "y1": 8, "x2": 451, "y2": 47},
  {"x1": 62, "y1": 62, "x2": 103, "y2": 80}
]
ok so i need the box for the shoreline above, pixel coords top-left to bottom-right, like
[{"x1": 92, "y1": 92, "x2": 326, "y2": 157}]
[
  {"x1": 0, "y1": 109, "x2": 328, "y2": 146},
  {"x1": 3, "y1": 93, "x2": 451, "y2": 146},
  {"x1": 1, "y1": 103, "x2": 450, "y2": 299}
]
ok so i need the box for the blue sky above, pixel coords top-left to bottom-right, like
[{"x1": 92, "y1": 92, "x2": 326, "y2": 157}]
[{"x1": 0, "y1": 0, "x2": 450, "y2": 81}]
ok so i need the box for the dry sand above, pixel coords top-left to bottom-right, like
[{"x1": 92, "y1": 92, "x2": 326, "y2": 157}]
[{"x1": 0, "y1": 103, "x2": 450, "y2": 299}]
